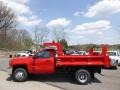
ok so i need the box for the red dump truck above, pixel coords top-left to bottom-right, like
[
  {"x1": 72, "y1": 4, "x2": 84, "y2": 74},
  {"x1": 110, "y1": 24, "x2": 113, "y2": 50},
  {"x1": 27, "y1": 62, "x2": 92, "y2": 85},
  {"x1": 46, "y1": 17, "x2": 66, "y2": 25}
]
[{"x1": 9, "y1": 42, "x2": 110, "y2": 84}]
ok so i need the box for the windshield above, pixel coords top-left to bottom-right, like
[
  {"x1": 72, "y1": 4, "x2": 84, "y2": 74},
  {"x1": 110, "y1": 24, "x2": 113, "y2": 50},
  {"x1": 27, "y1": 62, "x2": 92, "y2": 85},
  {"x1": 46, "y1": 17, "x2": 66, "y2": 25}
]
[
  {"x1": 77, "y1": 51, "x2": 85, "y2": 54},
  {"x1": 77, "y1": 52, "x2": 83, "y2": 54},
  {"x1": 108, "y1": 52, "x2": 116, "y2": 56}
]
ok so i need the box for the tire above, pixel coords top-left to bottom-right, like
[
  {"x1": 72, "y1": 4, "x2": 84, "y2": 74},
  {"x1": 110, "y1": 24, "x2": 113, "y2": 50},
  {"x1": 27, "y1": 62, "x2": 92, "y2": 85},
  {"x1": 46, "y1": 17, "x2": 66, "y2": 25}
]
[
  {"x1": 75, "y1": 69, "x2": 91, "y2": 84},
  {"x1": 13, "y1": 68, "x2": 28, "y2": 82}
]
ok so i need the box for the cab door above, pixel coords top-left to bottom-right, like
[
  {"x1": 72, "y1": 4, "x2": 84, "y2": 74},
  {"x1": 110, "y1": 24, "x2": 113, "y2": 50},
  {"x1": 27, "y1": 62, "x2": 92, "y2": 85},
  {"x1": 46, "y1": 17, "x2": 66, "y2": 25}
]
[{"x1": 33, "y1": 50, "x2": 55, "y2": 74}]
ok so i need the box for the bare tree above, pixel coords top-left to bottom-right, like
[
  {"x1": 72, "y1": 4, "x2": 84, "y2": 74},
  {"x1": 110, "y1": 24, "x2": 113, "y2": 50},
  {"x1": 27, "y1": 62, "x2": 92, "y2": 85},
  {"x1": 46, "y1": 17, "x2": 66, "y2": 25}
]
[
  {"x1": 52, "y1": 25, "x2": 66, "y2": 42},
  {"x1": 0, "y1": 2, "x2": 16, "y2": 30},
  {"x1": 34, "y1": 25, "x2": 48, "y2": 50},
  {"x1": 0, "y1": 2, "x2": 34, "y2": 50},
  {"x1": 4, "y1": 29, "x2": 33, "y2": 50},
  {"x1": 0, "y1": 2, "x2": 16, "y2": 49},
  {"x1": 15, "y1": 29, "x2": 33, "y2": 50}
]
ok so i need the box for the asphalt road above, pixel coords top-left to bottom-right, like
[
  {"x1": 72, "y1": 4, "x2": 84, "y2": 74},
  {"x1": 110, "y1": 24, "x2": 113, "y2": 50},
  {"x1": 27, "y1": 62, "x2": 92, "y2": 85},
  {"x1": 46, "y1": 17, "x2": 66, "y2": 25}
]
[
  {"x1": 0, "y1": 57, "x2": 120, "y2": 90},
  {"x1": 0, "y1": 71, "x2": 61, "y2": 90},
  {"x1": 0, "y1": 57, "x2": 9, "y2": 72}
]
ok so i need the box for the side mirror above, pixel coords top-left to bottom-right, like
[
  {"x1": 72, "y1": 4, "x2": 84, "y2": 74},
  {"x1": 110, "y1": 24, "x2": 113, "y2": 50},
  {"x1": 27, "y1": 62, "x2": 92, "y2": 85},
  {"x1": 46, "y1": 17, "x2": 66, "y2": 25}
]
[
  {"x1": 33, "y1": 55, "x2": 38, "y2": 59},
  {"x1": 29, "y1": 54, "x2": 33, "y2": 56},
  {"x1": 9, "y1": 54, "x2": 12, "y2": 58},
  {"x1": 33, "y1": 55, "x2": 37, "y2": 59}
]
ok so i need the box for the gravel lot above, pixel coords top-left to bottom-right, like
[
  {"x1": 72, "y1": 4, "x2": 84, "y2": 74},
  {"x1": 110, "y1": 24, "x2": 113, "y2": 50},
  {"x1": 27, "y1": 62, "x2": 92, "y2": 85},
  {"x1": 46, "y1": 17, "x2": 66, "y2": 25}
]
[{"x1": 0, "y1": 57, "x2": 120, "y2": 90}]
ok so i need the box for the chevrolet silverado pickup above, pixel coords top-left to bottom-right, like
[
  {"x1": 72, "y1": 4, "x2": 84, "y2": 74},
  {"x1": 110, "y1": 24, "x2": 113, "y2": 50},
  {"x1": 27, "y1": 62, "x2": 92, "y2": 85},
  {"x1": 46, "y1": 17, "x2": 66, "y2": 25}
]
[{"x1": 9, "y1": 42, "x2": 110, "y2": 84}]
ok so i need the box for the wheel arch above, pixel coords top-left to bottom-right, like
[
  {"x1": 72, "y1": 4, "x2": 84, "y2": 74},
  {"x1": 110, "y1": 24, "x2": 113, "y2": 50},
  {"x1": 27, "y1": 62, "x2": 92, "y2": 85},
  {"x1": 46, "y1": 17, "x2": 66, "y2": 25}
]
[{"x1": 12, "y1": 64, "x2": 28, "y2": 74}]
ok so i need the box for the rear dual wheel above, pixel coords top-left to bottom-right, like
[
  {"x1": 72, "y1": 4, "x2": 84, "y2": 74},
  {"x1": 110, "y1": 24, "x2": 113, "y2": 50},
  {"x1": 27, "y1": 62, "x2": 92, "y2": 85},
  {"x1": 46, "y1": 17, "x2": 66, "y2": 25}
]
[{"x1": 75, "y1": 69, "x2": 91, "y2": 84}]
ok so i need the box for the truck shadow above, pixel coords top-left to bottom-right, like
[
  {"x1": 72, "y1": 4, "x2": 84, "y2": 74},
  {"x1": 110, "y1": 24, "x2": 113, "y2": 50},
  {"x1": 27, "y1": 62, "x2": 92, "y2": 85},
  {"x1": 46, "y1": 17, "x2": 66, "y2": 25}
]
[
  {"x1": 28, "y1": 73, "x2": 101, "y2": 84},
  {"x1": 6, "y1": 73, "x2": 101, "y2": 84},
  {"x1": 6, "y1": 76, "x2": 12, "y2": 81},
  {"x1": 104, "y1": 68, "x2": 117, "y2": 70}
]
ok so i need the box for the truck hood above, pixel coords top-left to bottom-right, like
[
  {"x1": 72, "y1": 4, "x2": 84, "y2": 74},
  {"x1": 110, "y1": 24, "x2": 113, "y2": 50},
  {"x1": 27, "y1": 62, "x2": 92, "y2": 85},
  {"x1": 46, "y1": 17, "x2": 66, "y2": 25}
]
[{"x1": 10, "y1": 56, "x2": 33, "y2": 66}]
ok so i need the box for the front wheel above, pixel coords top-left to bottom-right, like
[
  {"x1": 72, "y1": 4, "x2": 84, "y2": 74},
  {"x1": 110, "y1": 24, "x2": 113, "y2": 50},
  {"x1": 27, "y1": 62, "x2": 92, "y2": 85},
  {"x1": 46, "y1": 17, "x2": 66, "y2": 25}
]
[
  {"x1": 75, "y1": 69, "x2": 91, "y2": 84},
  {"x1": 13, "y1": 68, "x2": 28, "y2": 82}
]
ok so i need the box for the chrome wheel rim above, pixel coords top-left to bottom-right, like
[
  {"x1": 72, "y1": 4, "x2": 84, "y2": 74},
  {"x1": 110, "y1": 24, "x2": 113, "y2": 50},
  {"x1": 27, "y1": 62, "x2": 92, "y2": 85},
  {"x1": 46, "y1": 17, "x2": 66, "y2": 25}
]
[
  {"x1": 78, "y1": 72, "x2": 87, "y2": 83},
  {"x1": 15, "y1": 71, "x2": 24, "y2": 80}
]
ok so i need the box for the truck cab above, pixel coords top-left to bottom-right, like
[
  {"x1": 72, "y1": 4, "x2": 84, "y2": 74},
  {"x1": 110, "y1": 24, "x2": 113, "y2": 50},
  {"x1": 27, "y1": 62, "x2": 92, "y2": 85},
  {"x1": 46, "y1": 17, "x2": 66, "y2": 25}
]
[{"x1": 32, "y1": 49, "x2": 55, "y2": 74}]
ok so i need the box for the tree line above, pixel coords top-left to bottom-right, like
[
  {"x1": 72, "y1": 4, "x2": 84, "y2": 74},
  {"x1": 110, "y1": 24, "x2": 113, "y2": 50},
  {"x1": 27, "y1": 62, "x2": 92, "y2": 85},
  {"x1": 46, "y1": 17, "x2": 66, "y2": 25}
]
[
  {"x1": 0, "y1": 2, "x2": 68, "y2": 51},
  {"x1": 69, "y1": 44, "x2": 120, "y2": 51},
  {"x1": 0, "y1": 2, "x2": 33, "y2": 50}
]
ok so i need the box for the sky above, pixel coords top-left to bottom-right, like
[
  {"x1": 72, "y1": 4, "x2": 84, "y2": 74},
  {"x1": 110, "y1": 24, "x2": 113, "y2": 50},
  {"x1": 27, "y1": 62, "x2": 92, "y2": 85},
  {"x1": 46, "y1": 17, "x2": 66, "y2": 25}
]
[{"x1": 1, "y1": 0, "x2": 120, "y2": 45}]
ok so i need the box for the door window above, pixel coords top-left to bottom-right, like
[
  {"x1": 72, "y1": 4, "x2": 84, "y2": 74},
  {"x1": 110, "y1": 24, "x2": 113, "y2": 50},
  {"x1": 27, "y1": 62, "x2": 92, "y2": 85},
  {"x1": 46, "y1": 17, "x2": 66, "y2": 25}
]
[{"x1": 35, "y1": 51, "x2": 50, "y2": 58}]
